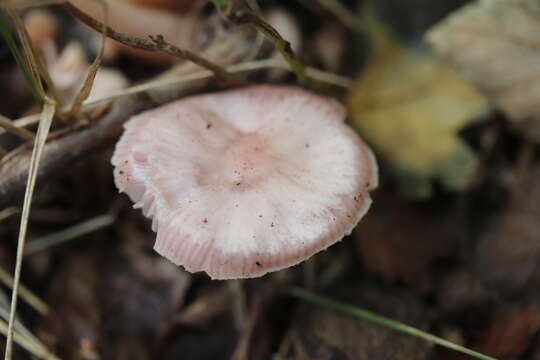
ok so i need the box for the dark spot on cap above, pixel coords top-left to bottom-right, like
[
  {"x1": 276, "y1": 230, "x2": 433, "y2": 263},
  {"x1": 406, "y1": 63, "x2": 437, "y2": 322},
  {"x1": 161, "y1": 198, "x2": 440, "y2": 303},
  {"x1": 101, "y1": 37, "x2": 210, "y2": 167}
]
[
  {"x1": 119, "y1": 171, "x2": 124, "y2": 175},
  {"x1": 236, "y1": 182, "x2": 241, "y2": 186},
  {"x1": 354, "y1": 196, "x2": 358, "y2": 202},
  {"x1": 206, "y1": 123, "x2": 212, "y2": 129},
  {"x1": 270, "y1": 222, "x2": 275, "y2": 227},
  {"x1": 258, "y1": 215, "x2": 263, "y2": 218},
  {"x1": 305, "y1": 143, "x2": 310, "y2": 148},
  {"x1": 256, "y1": 261, "x2": 261, "y2": 267},
  {"x1": 202, "y1": 218, "x2": 208, "y2": 224}
]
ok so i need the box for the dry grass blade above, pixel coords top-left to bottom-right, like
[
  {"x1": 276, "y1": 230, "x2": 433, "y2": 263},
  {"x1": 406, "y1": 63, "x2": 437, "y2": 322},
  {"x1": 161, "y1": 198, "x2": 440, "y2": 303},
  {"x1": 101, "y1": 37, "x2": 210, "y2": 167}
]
[
  {"x1": 2, "y1": 0, "x2": 60, "y2": 103},
  {"x1": 0, "y1": 12, "x2": 42, "y2": 105},
  {"x1": 67, "y1": 0, "x2": 107, "y2": 116},
  {"x1": 0, "y1": 306, "x2": 57, "y2": 360},
  {"x1": 25, "y1": 213, "x2": 116, "y2": 255},
  {"x1": 0, "y1": 318, "x2": 60, "y2": 360},
  {"x1": 0, "y1": 115, "x2": 34, "y2": 140},
  {"x1": 9, "y1": 58, "x2": 352, "y2": 131},
  {"x1": 0, "y1": 266, "x2": 48, "y2": 315},
  {"x1": 0, "y1": 208, "x2": 20, "y2": 221},
  {"x1": 4, "y1": 98, "x2": 55, "y2": 360},
  {"x1": 2, "y1": 0, "x2": 44, "y2": 97}
]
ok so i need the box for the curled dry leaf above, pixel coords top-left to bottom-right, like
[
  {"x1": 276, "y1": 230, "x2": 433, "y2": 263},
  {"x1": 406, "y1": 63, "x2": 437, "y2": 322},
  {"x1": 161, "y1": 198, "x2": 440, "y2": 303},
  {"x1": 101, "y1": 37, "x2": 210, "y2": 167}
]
[
  {"x1": 347, "y1": 15, "x2": 489, "y2": 197},
  {"x1": 475, "y1": 165, "x2": 540, "y2": 294},
  {"x1": 355, "y1": 193, "x2": 456, "y2": 293},
  {"x1": 426, "y1": 0, "x2": 540, "y2": 142},
  {"x1": 46, "y1": 42, "x2": 128, "y2": 107}
]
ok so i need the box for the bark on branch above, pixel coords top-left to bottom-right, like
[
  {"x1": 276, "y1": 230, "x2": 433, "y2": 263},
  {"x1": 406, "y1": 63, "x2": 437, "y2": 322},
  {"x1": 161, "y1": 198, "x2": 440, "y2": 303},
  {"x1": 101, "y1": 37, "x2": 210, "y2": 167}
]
[{"x1": 0, "y1": 80, "x2": 210, "y2": 208}]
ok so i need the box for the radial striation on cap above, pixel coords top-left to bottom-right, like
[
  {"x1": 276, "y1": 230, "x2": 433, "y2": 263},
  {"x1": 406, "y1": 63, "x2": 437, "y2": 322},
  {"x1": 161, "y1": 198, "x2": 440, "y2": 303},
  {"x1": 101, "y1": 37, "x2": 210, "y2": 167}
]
[{"x1": 112, "y1": 85, "x2": 378, "y2": 279}]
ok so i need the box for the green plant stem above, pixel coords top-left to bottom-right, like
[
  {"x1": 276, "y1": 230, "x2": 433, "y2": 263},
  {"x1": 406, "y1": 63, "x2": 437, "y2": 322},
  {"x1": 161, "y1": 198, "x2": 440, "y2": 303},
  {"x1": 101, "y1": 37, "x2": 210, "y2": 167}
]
[
  {"x1": 0, "y1": 14, "x2": 43, "y2": 105},
  {"x1": 289, "y1": 287, "x2": 498, "y2": 360}
]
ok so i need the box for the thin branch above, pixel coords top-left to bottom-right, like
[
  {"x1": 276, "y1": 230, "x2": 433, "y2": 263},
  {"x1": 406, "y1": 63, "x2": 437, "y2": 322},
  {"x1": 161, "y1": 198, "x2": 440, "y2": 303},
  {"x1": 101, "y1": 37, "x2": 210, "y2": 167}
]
[
  {"x1": 211, "y1": 0, "x2": 307, "y2": 82},
  {"x1": 61, "y1": 2, "x2": 231, "y2": 79}
]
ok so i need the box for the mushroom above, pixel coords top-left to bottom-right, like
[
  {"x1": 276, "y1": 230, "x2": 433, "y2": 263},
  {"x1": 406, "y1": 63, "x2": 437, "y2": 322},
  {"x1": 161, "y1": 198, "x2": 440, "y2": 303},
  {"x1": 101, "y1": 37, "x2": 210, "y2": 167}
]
[{"x1": 112, "y1": 85, "x2": 378, "y2": 279}]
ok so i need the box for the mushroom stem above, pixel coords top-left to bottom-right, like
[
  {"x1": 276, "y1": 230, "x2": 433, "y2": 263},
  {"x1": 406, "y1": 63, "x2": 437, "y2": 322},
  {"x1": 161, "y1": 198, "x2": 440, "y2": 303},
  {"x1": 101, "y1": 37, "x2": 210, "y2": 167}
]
[
  {"x1": 228, "y1": 280, "x2": 246, "y2": 332},
  {"x1": 303, "y1": 257, "x2": 316, "y2": 290}
]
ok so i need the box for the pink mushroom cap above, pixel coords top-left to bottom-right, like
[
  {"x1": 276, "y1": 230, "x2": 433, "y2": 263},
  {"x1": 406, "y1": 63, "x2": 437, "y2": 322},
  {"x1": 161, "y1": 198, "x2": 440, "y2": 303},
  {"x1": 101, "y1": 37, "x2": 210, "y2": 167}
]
[{"x1": 112, "y1": 85, "x2": 378, "y2": 279}]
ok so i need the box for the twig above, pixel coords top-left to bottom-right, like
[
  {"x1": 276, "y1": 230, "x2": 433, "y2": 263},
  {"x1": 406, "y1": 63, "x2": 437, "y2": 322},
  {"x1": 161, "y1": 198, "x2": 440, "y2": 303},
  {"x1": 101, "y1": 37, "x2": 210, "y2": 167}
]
[
  {"x1": 61, "y1": 2, "x2": 231, "y2": 79},
  {"x1": 4, "y1": 98, "x2": 55, "y2": 360},
  {"x1": 211, "y1": 0, "x2": 307, "y2": 82}
]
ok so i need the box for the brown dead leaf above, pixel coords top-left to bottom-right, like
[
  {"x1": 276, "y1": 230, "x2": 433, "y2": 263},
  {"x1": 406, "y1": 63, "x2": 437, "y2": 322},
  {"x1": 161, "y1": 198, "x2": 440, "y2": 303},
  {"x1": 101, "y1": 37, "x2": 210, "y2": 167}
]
[
  {"x1": 38, "y1": 254, "x2": 100, "y2": 360},
  {"x1": 355, "y1": 193, "x2": 456, "y2": 293},
  {"x1": 473, "y1": 305, "x2": 540, "y2": 359},
  {"x1": 426, "y1": 0, "x2": 540, "y2": 142},
  {"x1": 475, "y1": 165, "x2": 540, "y2": 294}
]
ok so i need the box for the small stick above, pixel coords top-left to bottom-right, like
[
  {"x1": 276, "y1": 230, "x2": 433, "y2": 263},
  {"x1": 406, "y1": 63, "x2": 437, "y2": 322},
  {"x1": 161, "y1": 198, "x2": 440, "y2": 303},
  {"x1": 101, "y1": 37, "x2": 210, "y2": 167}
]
[
  {"x1": 61, "y1": 2, "x2": 231, "y2": 80},
  {"x1": 211, "y1": 0, "x2": 307, "y2": 83}
]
